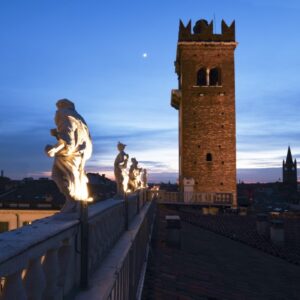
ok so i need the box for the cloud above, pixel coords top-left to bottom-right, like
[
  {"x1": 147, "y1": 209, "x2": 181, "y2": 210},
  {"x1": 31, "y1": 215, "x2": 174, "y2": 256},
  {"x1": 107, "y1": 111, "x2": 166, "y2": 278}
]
[
  {"x1": 138, "y1": 160, "x2": 169, "y2": 168},
  {"x1": 237, "y1": 168, "x2": 282, "y2": 183},
  {"x1": 148, "y1": 172, "x2": 178, "y2": 183}
]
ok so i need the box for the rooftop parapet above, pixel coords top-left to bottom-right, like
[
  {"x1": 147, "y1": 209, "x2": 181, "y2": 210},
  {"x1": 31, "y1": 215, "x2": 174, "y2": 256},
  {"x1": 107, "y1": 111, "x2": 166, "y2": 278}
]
[
  {"x1": 178, "y1": 19, "x2": 235, "y2": 42},
  {"x1": 0, "y1": 191, "x2": 152, "y2": 300}
]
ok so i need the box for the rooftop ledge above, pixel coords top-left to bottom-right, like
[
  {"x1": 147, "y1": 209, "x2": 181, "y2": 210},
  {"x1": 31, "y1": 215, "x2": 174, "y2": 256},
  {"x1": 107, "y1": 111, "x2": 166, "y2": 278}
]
[
  {"x1": 192, "y1": 85, "x2": 223, "y2": 88},
  {"x1": 0, "y1": 190, "x2": 153, "y2": 300},
  {"x1": 0, "y1": 198, "x2": 122, "y2": 266},
  {"x1": 178, "y1": 41, "x2": 238, "y2": 47}
]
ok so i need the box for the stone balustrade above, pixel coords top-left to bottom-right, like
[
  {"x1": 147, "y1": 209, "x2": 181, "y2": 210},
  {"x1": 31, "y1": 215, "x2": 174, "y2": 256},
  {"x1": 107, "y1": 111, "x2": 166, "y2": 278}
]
[
  {"x1": 191, "y1": 192, "x2": 233, "y2": 205},
  {"x1": 0, "y1": 189, "x2": 150, "y2": 300},
  {"x1": 153, "y1": 191, "x2": 179, "y2": 203},
  {"x1": 76, "y1": 197, "x2": 155, "y2": 300},
  {"x1": 152, "y1": 190, "x2": 233, "y2": 206}
]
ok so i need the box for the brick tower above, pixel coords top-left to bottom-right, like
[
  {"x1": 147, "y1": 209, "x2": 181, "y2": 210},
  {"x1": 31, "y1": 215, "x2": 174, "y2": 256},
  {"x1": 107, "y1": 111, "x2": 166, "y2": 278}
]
[{"x1": 171, "y1": 19, "x2": 237, "y2": 206}]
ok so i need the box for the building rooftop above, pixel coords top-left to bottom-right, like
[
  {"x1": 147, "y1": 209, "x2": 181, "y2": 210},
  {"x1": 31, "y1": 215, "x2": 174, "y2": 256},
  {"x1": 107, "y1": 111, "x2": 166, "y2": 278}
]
[{"x1": 142, "y1": 205, "x2": 300, "y2": 299}]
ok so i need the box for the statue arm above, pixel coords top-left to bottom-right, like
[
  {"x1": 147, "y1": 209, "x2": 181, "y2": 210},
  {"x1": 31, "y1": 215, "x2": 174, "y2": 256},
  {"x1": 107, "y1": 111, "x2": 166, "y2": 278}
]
[
  {"x1": 118, "y1": 153, "x2": 129, "y2": 169},
  {"x1": 45, "y1": 114, "x2": 77, "y2": 157},
  {"x1": 45, "y1": 140, "x2": 65, "y2": 157},
  {"x1": 56, "y1": 115, "x2": 77, "y2": 154}
]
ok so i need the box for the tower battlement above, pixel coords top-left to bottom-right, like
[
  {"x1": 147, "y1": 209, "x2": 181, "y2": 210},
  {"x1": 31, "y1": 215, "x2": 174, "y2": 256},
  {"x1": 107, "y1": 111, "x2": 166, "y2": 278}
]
[{"x1": 179, "y1": 19, "x2": 235, "y2": 42}]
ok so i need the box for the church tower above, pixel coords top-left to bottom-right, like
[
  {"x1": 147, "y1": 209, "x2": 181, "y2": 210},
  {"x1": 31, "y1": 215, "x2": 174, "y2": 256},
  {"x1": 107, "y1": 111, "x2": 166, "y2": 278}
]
[
  {"x1": 283, "y1": 146, "x2": 297, "y2": 191},
  {"x1": 171, "y1": 19, "x2": 237, "y2": 206}
]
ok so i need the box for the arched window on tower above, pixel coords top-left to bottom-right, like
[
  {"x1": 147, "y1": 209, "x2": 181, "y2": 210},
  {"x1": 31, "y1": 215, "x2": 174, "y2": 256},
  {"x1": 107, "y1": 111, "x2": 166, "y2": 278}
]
[
  {"x1": 209, "y1": 68, "x2": 221, "y2": 86},
  {"x1": 197, "y1": 68, "x2": 207, "y2": 86}
]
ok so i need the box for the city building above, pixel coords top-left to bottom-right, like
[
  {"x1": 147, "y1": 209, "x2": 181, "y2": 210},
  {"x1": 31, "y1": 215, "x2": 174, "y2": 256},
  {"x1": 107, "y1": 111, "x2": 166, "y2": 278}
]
[
  {"x1": 0, "y1": 178, "x2": 63, "y2": 232},
  {"x1": 0, "y1": 174, "x2": 117, "y2": 233}
]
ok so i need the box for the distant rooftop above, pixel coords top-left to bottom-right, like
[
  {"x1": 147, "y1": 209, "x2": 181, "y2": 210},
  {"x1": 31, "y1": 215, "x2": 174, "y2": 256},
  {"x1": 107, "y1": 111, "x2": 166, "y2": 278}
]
[{"x1": 142, "y1": 205, "x2": 300, "y2": 299}]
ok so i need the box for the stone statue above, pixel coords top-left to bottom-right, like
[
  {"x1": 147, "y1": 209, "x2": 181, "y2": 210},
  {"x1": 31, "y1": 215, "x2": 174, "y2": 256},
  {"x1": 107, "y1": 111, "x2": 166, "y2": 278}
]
[
  {"x1": 114, "y1": 142, "x2": 129, "y2": 196},
  {"x1": 141, "y1": 169, "x2": 148, "y2": 188},
  {"x1": 45, "y1": 99, "x2": 92, "y2": 213},
  {"x1": 128, "y1": 158, "x2": 142, "y2": 192}
]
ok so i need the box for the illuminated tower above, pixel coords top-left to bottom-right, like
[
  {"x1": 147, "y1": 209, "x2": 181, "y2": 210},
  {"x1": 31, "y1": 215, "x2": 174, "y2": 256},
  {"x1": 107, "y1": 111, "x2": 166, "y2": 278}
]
[{"x1": 171, "y1": 19, "x2": 237, "y2": 206}]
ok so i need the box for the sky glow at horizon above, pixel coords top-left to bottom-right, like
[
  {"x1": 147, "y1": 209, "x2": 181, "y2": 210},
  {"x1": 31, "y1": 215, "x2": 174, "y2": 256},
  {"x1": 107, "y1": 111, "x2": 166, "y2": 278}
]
[{"x1": 0, "y1": 0, "x2": 300, "y2": 183}]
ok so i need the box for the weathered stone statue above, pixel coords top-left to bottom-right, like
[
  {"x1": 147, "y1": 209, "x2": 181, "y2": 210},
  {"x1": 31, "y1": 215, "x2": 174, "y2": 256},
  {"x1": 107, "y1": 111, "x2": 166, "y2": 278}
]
[
  {"x1": 141, "y1": 168, "x2": 148, "y2": 188},
  {"x1": 114, "y1": 142, "x2": 129, "y2": 196},
  {"x1": 128, "y1": 158, "x2": 142, "y2": 192},
  {"x1": 45, "y1": 99, "x2": 92, "y2": 213}
]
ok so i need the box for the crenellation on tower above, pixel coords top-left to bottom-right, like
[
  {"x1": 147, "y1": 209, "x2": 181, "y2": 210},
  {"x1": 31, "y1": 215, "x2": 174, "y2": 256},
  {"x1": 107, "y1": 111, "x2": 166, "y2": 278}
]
[{"x1": 178, "y1": 19, "x2": 235, "y2": 42}]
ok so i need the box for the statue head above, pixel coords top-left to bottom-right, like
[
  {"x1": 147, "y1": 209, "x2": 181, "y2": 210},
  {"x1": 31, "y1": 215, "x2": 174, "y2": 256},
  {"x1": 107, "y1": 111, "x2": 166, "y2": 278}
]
[
  {"x1": 131, "y1": 157, "x2": 138, "y2": 166},
  {"x1": 56, "y1": 99, "x2": 75, "y2": 110},
  {"x1": 117, "y1": 141, "x2": 126, "y2": 151}
]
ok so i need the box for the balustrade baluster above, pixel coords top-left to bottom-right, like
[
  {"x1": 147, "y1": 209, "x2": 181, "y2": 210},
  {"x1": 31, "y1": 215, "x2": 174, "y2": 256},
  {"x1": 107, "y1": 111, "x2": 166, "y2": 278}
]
[
  {"x1": 95, "y1": 223, "x2": 104, "y2": 262},
  {"x1": 42, "y1": 248, "x2": 60, "y2": 300},
  {"x1": 24, "y1": 256, "x2": 46, "y2": 300},
  {"x1": 0, "y1": 269, "x2": 26, "y2": 300},
  {"x1": 57, "y1": 239, "x2": 72, "y2": 294}
]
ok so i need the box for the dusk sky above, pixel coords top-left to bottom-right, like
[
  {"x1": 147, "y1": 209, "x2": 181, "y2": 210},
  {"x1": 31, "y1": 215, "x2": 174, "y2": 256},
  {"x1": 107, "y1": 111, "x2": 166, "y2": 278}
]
[{"x1": 0, "y1": 0, "x2": 300, "y2": 183}]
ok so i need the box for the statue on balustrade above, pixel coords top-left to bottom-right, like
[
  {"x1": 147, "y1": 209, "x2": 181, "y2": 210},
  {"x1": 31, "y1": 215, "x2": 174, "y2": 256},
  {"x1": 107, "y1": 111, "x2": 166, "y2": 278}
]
[
  {"x1": 45, "y1": 99, "x2": 93, "y2": 213},
  {"x1": 114, "y1": 142, "x2": 129, "y2": 197},
  {"x1": 128, "y1": 158, "x2": 142, "y2": 192},
  {"x1": 141, "y1": 168, "x2": 148, "y2": 188}
]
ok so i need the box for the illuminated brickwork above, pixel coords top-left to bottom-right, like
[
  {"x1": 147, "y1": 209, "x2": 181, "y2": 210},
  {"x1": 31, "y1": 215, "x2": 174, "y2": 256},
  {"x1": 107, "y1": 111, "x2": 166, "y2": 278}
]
[{"x1": 171, "y1": 19, "x2": 237, "y2": 205}]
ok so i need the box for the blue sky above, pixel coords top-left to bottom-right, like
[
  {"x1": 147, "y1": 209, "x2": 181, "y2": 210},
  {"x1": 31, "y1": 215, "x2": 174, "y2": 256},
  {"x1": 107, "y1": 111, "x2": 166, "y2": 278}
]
[{"x1": 0, "y1": 0, "x2": 300, "y2": 183}]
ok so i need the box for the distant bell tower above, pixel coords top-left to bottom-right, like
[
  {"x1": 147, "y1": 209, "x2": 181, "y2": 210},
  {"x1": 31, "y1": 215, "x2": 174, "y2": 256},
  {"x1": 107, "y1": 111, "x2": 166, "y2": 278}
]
[
  {"x1": 171, "y1": 19, "x2": 237, "y2": 206},
  {"x1": 283, "y1": 146, "x2": 297, "y2": 191}
]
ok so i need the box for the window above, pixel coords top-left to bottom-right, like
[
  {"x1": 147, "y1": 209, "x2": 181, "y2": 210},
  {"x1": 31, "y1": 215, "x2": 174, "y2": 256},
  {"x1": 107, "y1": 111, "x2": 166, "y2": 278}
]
[
  {"x1": 197, "y1": 68, "x2": 207, "y2": 86},
  {"x1": 209, "y1": 68, "x2": 221, "y2": 86},
  {"x1": 23, "y1": 221, "x2": 32, "y2": 226},
  {"x1": 0, "y1": 222, "x2": 9, "y2": 233},
  {"x1": 206, "y1": 153, "x2": 212, "y2": 162}
]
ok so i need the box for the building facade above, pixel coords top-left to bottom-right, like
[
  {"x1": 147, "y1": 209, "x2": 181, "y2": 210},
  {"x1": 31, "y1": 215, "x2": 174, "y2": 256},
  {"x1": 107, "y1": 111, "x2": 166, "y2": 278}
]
[
  {"x1": 171, "y1": 19, "x2": 237, "y2": 206},
  {"x1": 0, "y1": 209, "x2": 58, "y2": 233}
]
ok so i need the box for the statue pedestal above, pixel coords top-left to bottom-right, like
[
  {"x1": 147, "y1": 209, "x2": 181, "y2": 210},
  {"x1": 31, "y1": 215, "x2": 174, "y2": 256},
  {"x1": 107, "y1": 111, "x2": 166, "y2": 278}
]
[{"x1": 183, "y1": 178, "x2": 195, "y2": 203}]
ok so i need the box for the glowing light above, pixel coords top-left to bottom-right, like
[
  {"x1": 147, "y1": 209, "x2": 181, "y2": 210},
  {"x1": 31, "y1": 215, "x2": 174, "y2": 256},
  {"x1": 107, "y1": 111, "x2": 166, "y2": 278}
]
[
  {"x1": 73, "y1": 175, "x2": 93, "y2": 202},
  {"x1": 142, "y1": 53, "x2": 148, "y2": 58},
  {"x1": 122, "y1": 169, "x2": 129, "y2": 193}
]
